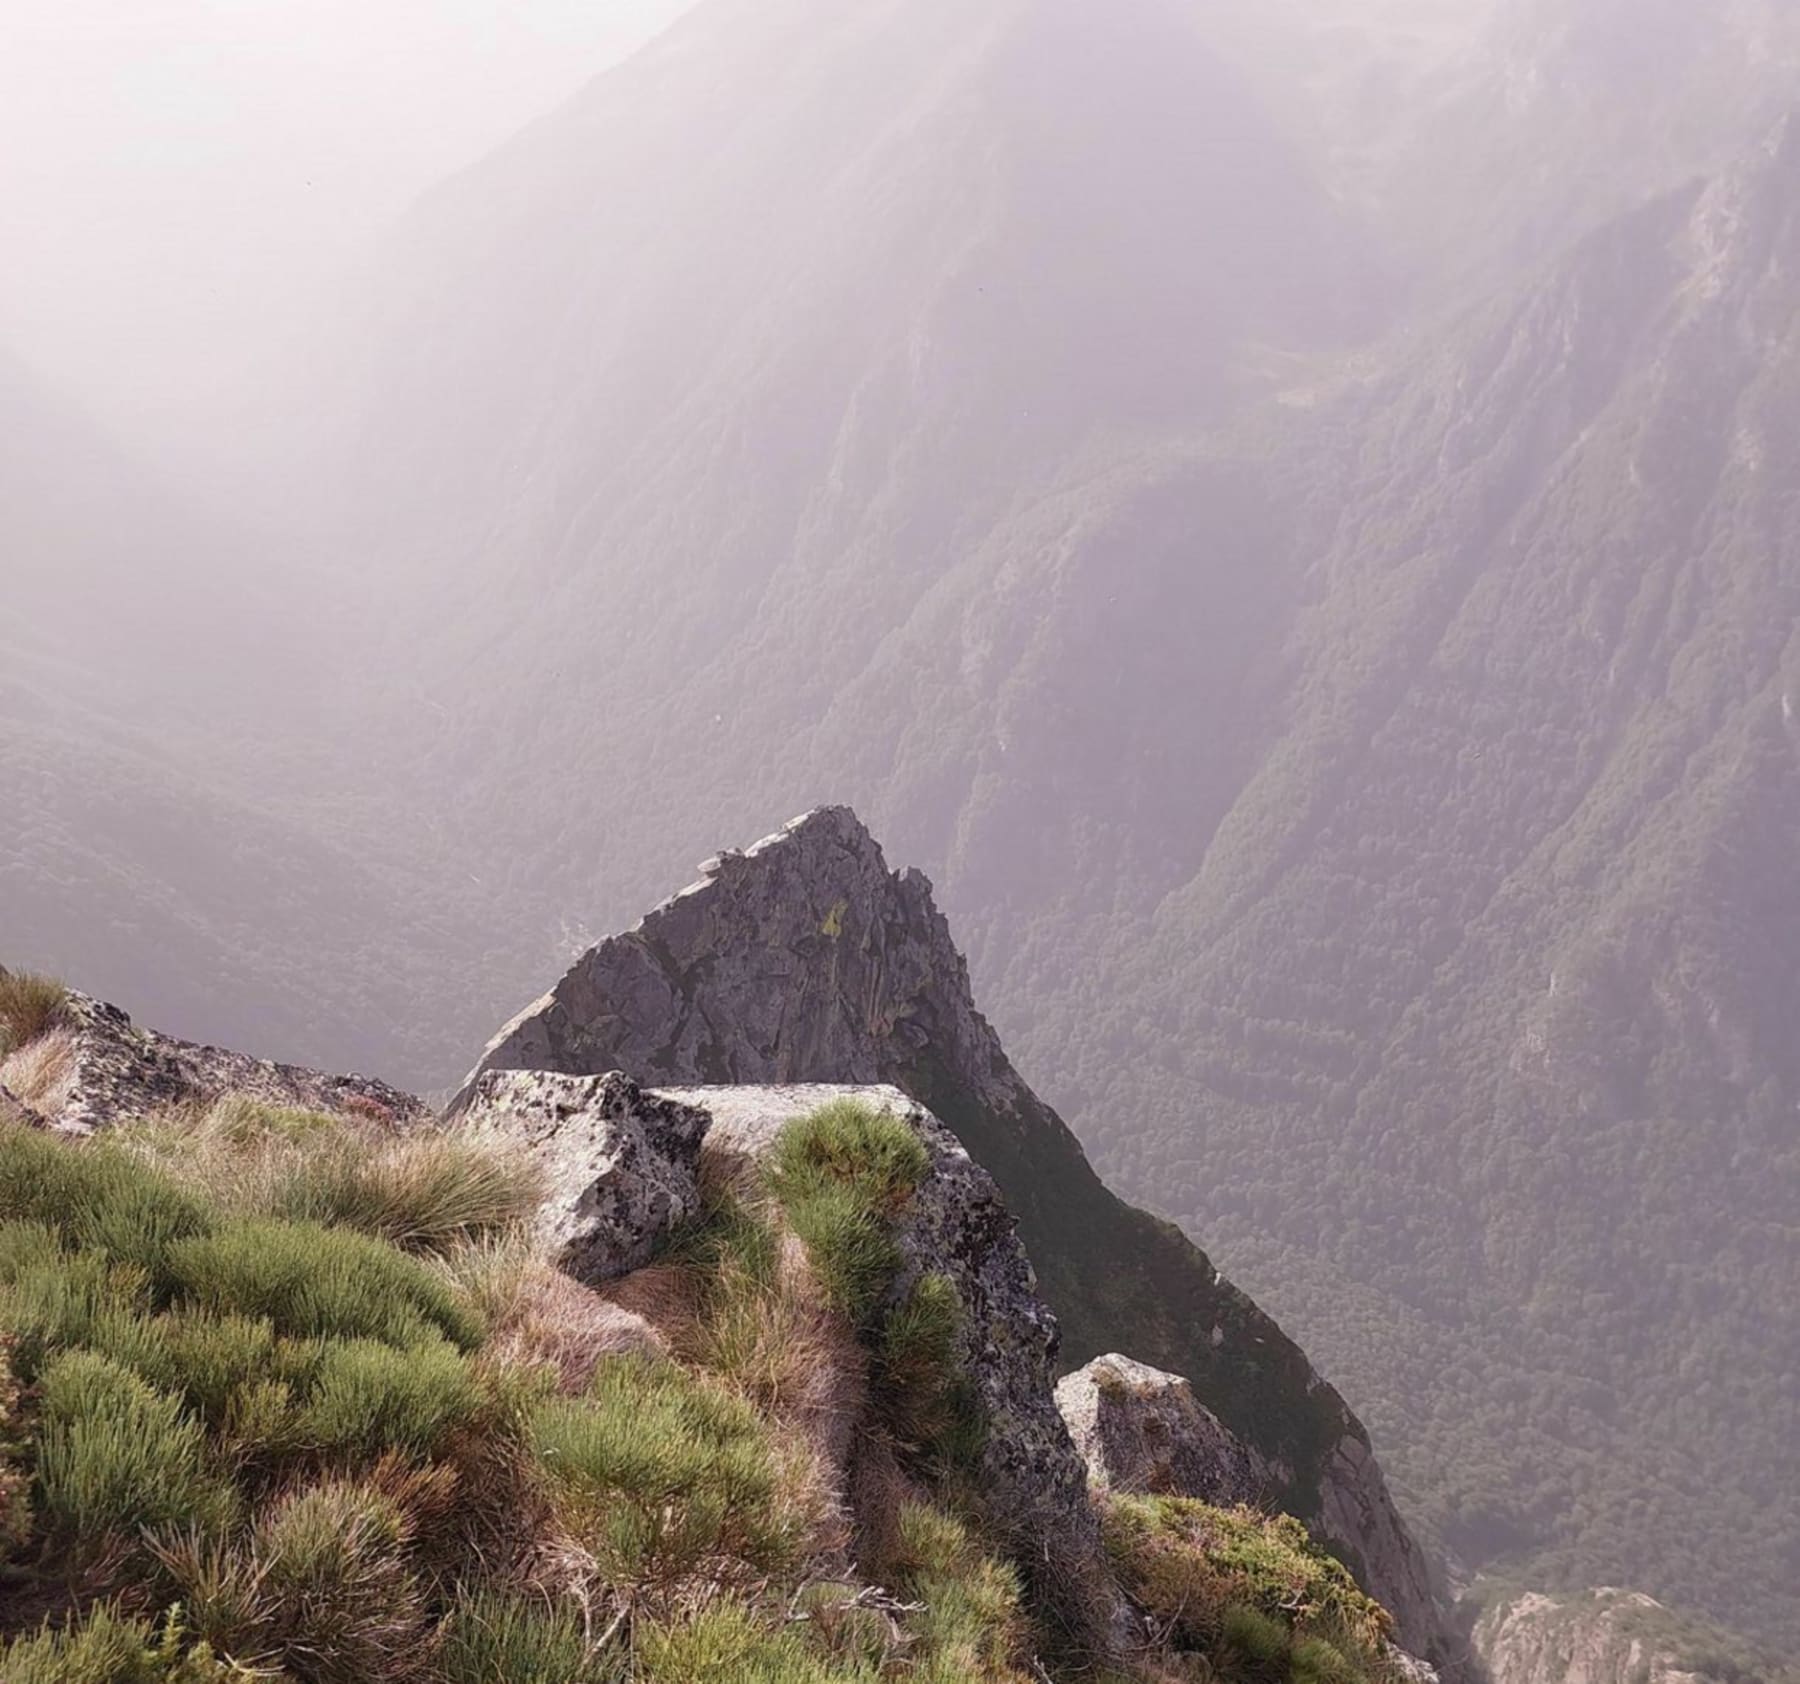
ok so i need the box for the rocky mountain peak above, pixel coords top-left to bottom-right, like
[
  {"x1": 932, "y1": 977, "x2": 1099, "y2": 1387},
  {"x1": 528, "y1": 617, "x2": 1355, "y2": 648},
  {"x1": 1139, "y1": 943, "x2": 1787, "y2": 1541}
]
[
  {"x1": 454, "y1": 805, "x2": 1010, "y2": 1113},
  {"x1": 455, "y1": 807, "x2": 1457, "y2": 1667}
]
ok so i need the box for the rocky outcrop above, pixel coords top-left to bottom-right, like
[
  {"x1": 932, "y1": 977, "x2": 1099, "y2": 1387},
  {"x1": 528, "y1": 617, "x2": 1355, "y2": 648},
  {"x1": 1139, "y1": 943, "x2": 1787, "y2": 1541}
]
[
  {"x1": 463, "y1": 1069, "x2": 1125, "y2": 1648},
  {"x1": 33, "y1": 991, "x2": 427, "y2": 1136},
  {"x1": 662, "y1": 1081, "x2": 1127, "y2": 1647},
  {"x1": 1056, "y1": 1354, "x2": 1275, "y2": 1507},
  {"x1": 1056, "y1": 1354, "x2": 1442, "y2": 1683},
  {"x1": 451, "y1": 806, "x2": 1456, "y2": 1667},
  {"x1": 459, "y1": 1070, "x2": 709, "y2": 1283},
  {"x1": 1476, "y1": 1590, "x2": 1714, "y2": 1684}
]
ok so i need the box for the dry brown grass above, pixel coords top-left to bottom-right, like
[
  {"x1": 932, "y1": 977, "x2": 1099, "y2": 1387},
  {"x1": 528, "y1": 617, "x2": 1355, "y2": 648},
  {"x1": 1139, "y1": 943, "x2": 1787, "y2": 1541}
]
[
  {"x1": 600, "y1": 1260, "x2": 706, "y2": 1349},
  {"x1": 685, "y1": 1219, "x2": 870, "y2": 1570},
  {"x1": 845, "y1": 1432, "x2": 927, "y2": 1575},
  {"x1": 448, "y1": 1233, "x2": 669, "y2": 1394},
  {"x1": 0, "y1": 1024, "x2": 74, "y2": 1118}
]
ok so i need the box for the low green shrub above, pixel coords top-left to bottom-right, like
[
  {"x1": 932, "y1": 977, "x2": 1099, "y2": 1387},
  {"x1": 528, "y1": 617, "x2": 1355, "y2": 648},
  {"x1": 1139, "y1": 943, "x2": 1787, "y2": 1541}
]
[
  {"x1": 887, "y1": 1502, "x2": 1030, "y2": 1683},
  {"x1": 157, "y1": 1478, "x2": 428, "y2": 1683},
  {"x1": 1222, "y1": 1604, "x2": 1293, "y2": 1675},
  {"x1": 437, "y1": 1589, "x2": 620, "y2": 1684},
  {"x1": 298, "y1": 1335, "x2": 483, "y2": 1458},
  {"x1": 1291, "y1": 1633, "x2": 1363, "y2": 1684},
  {"x1": 0, "y1": 1127, "x2": 214, "y2": 1285},
  {"x1": 130, "y1": 1308, "x2": 278, "y2": 1427},
  {"x1": 164, "y1": 1217, "x2": 484, "y2": 1351},
  {"x1": 0, "y1": 971, "x2": 67, "y2": 1058},
  {"x1": 636, "y1": 1601, "x2": 877, "y2": 1684},
  {"x1": 531, "y1": 1354, "x2": 796, "y2": 1597},
  {"x1": 0, "y1": 1331, "x2": 30, "y2": 1552},
  {"x1": 33, "y1": 1350, "x2": 237, "y2": 1555},
  {"x1": 0, "y1": 1605, "x2": 231, "y2": 1684},
  {"x1": 1104, "y1": 1494, "x2": 1393, "y2": 1682}
]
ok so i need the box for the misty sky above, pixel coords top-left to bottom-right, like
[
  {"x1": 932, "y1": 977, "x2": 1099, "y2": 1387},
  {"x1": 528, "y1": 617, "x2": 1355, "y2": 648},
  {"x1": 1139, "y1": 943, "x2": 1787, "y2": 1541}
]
[{"x1": 0, "y1": 0, "x2": 697, "y2": 443}]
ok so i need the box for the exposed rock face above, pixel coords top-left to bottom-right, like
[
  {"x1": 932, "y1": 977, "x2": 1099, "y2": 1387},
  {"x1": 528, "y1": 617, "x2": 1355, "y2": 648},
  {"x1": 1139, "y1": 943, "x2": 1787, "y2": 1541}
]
[
  {"x1": 1056, "y1": 1354, "x2": 1275, "y2": 1506},
  {"x1": 452, "y1": 806, "x2": 1455, "y2": 1666},
  {"x1": 1314, "y1": 1432, "x2": 1452, "y2": 1676},
  {"x1": 32, "y1": 991, "x2": 427, "y2": 1136},
  {"x1": 459, "y1": 1070, "x2": 709, "y2": 1284},
  {"x1": 1476, "y1": 1590, "x2": 1711, "y2": 1684}
]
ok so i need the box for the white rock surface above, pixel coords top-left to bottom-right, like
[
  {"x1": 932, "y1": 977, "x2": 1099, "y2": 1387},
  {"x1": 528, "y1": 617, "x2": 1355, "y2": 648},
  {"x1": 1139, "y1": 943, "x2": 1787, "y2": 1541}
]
[{"x1": 1056, "y1": 1353, "x2": 1276, "y2": 1505}]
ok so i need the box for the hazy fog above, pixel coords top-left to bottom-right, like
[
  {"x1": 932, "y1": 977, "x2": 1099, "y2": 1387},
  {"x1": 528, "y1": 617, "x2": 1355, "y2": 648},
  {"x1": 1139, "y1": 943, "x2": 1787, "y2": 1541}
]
[
  {"x1": 3, "y1": 0, "x2": 1797, "y2": 1664},
  {"x1": 0, "y1": 0, "x2": 696, "y2": 453}
]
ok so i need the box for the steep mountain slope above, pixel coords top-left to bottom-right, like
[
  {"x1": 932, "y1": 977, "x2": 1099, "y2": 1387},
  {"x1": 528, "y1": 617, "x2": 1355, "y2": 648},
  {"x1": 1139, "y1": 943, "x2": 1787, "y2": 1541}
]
[
  {"x1": 295, "y1": 0, "x2": 1373, "y2": 903},
  {"x1": 454, "y1": 806, "x2": 1455, "y2": 1667},
  {"x1": 1057, "y1": 122, "x2": 1800, "y2": 1638},
  {"x1": 1389, "y1": 0, "x2": 1800, "y2": 284},
  {"x1": 0, "y1": 357, "x2": 529, "y2": 1083}
]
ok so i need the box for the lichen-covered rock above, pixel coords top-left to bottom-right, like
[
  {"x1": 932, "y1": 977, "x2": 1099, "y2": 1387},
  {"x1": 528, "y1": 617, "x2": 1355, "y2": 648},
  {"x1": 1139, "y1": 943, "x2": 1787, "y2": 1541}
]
[
  {"x1": 460, "y1": 1069, "x2": 710, "y2": 1284},
  {"x1": 651, "y1": 1081, "x2": 1130, "y2": 1651},
  {"x1": 1056, "y1": 1353, "x2": 1275, "y2": 1505},
  {"x1": 40, "y1": 992, "x2": 427, "y2": 1136}
]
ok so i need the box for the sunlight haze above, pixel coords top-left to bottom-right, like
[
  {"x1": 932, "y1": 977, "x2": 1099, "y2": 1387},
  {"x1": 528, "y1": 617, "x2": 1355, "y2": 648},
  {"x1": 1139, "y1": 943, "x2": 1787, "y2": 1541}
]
[{"x1": 0, "y1": 0, "x2": 697, "y2": 444}]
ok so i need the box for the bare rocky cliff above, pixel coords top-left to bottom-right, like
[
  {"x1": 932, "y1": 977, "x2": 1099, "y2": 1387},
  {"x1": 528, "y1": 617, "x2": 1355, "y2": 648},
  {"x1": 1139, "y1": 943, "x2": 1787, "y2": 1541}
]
[
  {"x1": 1476, "y1": 1590, "x2": 1724, "y2": 1684},
  {"x1": 453, "y1": 805, "x2": 1456, "y2": 1667}
]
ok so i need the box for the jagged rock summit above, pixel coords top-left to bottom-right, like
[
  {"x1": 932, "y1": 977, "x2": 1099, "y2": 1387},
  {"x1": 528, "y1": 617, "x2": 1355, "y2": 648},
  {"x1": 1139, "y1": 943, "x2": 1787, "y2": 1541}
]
[
  {"x1": 456, "y1": 806, "x2": 1455, "y2": 1667},
  {"x1": 1476, "y1": 1589, "x2": 1716, "y2": 1684}
]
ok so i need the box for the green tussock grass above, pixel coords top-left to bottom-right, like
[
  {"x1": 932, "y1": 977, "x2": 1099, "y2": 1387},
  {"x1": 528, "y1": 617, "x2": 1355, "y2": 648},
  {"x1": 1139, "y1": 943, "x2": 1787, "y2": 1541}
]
[
  {"x1": 764, "y1": 1100, "x2": 929, "y2": 1328},
  {"x1": 1104, "y1": 1494, "x2": 1396, "y2": 1683},
  {"x1": 531, "y1": 1352, "x2": 800, "y2": 1599},
  {"x1": 765, "y1": 1103, "x2": 985, "y2": 1476},
  {"x1": 0, "y1": 1604, "x2": 234, "y2": 1684},
  {"x1": 437, "y1": 1588, "x2": 621, "y2": 1684},
  {"x1": 0, "y1": 970, "x2": 68, "y2": 1061}
]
